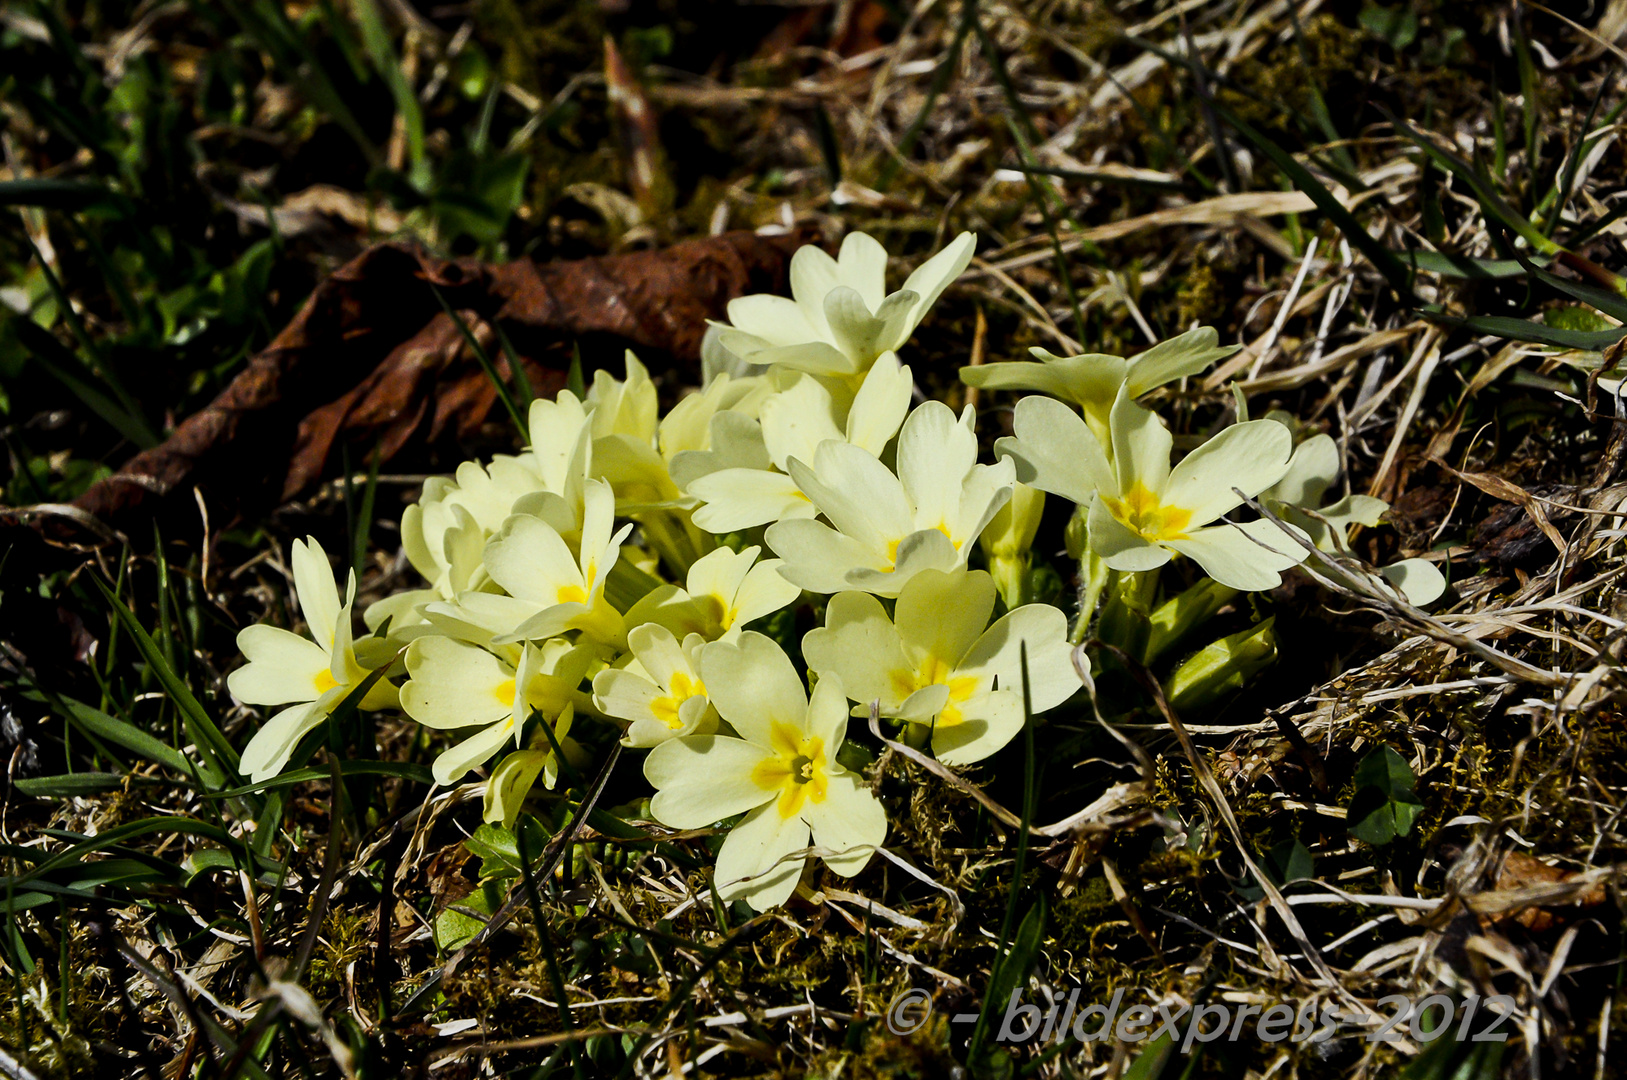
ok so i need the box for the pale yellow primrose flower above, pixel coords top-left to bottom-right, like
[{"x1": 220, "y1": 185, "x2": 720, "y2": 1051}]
[
  {"x1": 400, "y1": 635, "x2": 592, "y2": 785},
  {"x1": 229, "y1": 537, "x2": 398, "y2": 782},
  {"x1": 766, "y1": 400, "x2": 1014, "y2": 597},
  {"x1": 426, "y1": 479, "x2": 631, "y2": 648},
  {"x1": 621, "y1": 544, "x2": 800, "y2": 642},
  {"x1": 683, "y1": 353, "x2": 913, "y2": 533},
  {"x1": 715, "y1": 231, "x2": 975, "y2": 380},
  {"x1": 643, "y1": 633, "x2": 885, "y2": 911},
  {"x1": 594, "y1": 624, "x2": 718, "y2": 748},
  {"x1": 802, "y1": 568, "x2": 1076, "y2": 765},
  {"x1": 961, "y1": 326, "x2": 1238, "y2": 450},
  {"x1": 1260, "y1": 432, "x2": 1446, "y2": 605},
  {"x1": 997, "y1": 387, "x2": 1305, "y2": 591},
  {"x1": 365, "y1": 393, "x2": 593, "y2": 636}
]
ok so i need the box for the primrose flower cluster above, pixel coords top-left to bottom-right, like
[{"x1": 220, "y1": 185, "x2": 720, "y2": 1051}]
[{"x1": 227, "y1": 230, "x2": 1444, "y2": 912}]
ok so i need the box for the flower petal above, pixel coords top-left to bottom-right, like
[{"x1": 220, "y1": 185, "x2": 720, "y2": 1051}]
[
  {"x1": 766, "y1": 518, "x2": 889, "y2": 595},
  {"x1": 401, "y1": 637, "x2": 514, "y2": 730},
  {"x1": 714, "y1": 802, "x2": 810, "y2": 911},
  {"x1": 894, "y1": 568, "x2": 994, "y2": 675},
  {"x1": 727, "y1": 561, "x2": 802, "y2": 631},
  {"x1": 484, "y1": 515, "x2": 583, "y2": 606},
  {"x1": 806, "y1": 669, "x2": 849, "y2": 748},
  {"x1": 896, "y1": 401, "x2": 977, "y2": 533},
  {"x1": 789, "y1": 244, "x2": 841, "y2": 331},
  {"x1": 1108, "y1": 386, "x2": 1172, "y2": 497},
  {"x1": 801, "y1": 591, "x2": 911, "y2": 712},
  {"x1": 432, "y1": 718, "x2": 515, "y2": 786},
  {"x1": 1379, "y1": 558, "x2": 1447, "y2": 605},
  {"x1": 1123, "y1": 326, "x2": 1238, "y2": 397},
  {"x1": 836, "y1": 230, "x2": 890, "y2": 311},
  {"x1": 933, "y1": 690, "x2": 1024, "y2": 766},
  {"x1": 1262, "y1": 432, "x2": 1339, "y2": 508},
  {"x1": 690, "y1": 469, "x2": 815, "y2": 532},
  {"x1": 645, "y1": 735, "x2": 777, "y2": 827},
  {"x1": 802, "y1": 769, "x2": 885, "y2": 877},
  {"x1": 628, "y1": 623, "x2": 690, "y2": 690},
  {"x1": 1161, "y1": 419, "x2": 1293, "y2": 526},
  {"x1": 1164, "y1": 518, "x2": 1307, "y2": 591},
  {"x1": 845, "y1": 352, "x2": 912, "y2": 456},
  {"x1": 997, "y1": 395, "x2": 1115, "y2": 505},
  {"x1": 845, "y1": 526, "x2": 961, "y2": 597},
  {"x1": 791, "y1": 441, "x2": 913, "y2": 551},
  {"x1": 228, "y1": 624, "x2": 330, "y2": 706},
  {"x1": 958, "y1": 603, "x2": 1077, "y2": 712},
  {"x1": 898, "y1": 231, "x2": 975, "y2": 332},
  {"x1": 725, "y1": 294, "x2": 821, "y2": 349},
  {"x1": 240, "y1": 700, "x2": 326, "y2": 782},
  {"x1": 699, "y1": 632, "x2": 809, "y2": 746},
  {"x1": 292, "y1": 537, "x2": 343, "y2": 651},
  {"x1": 761, "y1": 375, "x2": 842, "y2": 472},
  {"x1": 484, "y1": 749, "x2": 551, "y2": 828}
]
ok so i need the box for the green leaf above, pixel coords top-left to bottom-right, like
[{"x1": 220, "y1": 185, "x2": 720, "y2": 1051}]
[
  {"x1": 1263, "y1": 838, "x2": 1315, "y2": 886},
  {"x1": 1397, "y1": 251, "x2": 1536, "y2": 280},
  {"x1": 1359, "y1": 1, "x2": 1418, "y2": 50},
  {"x1": 1422, "y1": 307, "x2": 1627, "y2": 351},
  {"x1": 1545, "y1": 307, "x2": 1617, "y2": 334},
  {"x1": 1121, "y1": 1032, "x2": 1178, "y2": 1080},
  {"x1": 14, "y1": 773, "x2": 129, "y2": 797},
  {"x1": 58, "y1": 697, "x2": 193, "y2": 775},
  {"x1": 465, "y1": 822, "x2": 525, "y2": 881},
  {"x1": 1346, "y1": 747, "x2": 1425, "y2": 846},
  {"x1": 434, "y1": 888, "x2": 497, "y2": 952}
]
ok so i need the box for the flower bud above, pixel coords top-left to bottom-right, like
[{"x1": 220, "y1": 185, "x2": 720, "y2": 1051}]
[
  {"x1": 1162, "y1": 618, "x2": 1277, "y2": 713},
  {"x1": 1145, "y1": 579, "x2": 1238, "y2": 664},
  {"x1": 981, "y1": 483, "x2": 1045, "y2": 609}
]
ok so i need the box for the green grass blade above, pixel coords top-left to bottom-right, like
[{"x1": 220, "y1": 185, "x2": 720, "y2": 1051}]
[
  {"x1": 431, "y1": 282, "x2": 527, "y2": 437},
  {"x1": 1377, "y1": 105, "x2": 1558, "y2": 256},
  {"x1": 350, "y1": 0, "x2": 429, "y2": 188},
  {"x1": 1211, "y1": 99, "x2": 1416, "y2": 300},
  {"x1": 1397, "y1": 252, "x2": 1539, "y2": 279},
  {"x1": 878, "y1": 0, "x2": 978, "y2": 189},
  {"x1": 92, "y1": 576, "x2": 241, "y2": 790},
  {"x1": 201, "y1": 759, "x2": 432, "y2": 800},
  {"x1": 14, "y1": 774, "x2": 133, "y2": 797},
  {"x1": 967, "y1": 642, "x2": 1040, "y2": 1063}
]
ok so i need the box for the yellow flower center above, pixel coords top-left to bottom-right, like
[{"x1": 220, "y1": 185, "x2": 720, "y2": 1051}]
[
  {"x1": 313, "y1": 668, "x2": 338, "y2": 695},
  {"x1": 884, "y1": 522, "x2": 956, "y2": 568},
  {"x1": 889, "y1": 655, "x2": 983, "y2": 728},
  {"x1": 750, "y1": 720, "x2": 829, "y2": 819},
  {"x1": 556, "y1": 584, "x2": 588, "y2": 605},
  {"x1": 494, "y1": 677, "x2": 517, "y2": 709},
  {"x1": 650, "y1": 670, "x2": 707, "y2": 730},
  {"x1": 1101, "y1": 482, "x2": 1193, "y2": 542},
  {"x1": 700, "y1": 593, "x2": 731, "y2": 633}
]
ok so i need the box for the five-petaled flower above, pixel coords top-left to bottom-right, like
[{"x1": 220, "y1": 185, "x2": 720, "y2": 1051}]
[{"x1": 642, "y1": 633, "x2": 885, "y2": 911}]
